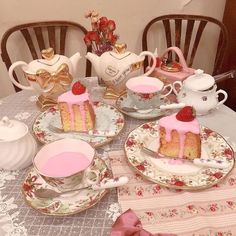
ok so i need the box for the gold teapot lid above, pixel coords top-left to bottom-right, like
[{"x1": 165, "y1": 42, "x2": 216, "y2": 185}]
[
  {"x1": 41, "y1": 48, "x2": 55, "y2": 60},
  {"x1": 114, "y1": 43, "x2": 127, "y2": 54}
]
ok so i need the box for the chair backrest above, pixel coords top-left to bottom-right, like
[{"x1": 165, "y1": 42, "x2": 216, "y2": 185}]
[
  {"x1": 142, "y1": 14, "x2": 228, "y2": 75},
  {"x1": 1, "y1": 21, "x2": 92, "y2": 92}
]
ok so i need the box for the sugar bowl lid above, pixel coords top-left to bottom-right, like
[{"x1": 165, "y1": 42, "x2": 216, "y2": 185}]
[
  {"x1": 184, "y1": 69, "x2": 215, "y2": 91},
  {"x1": 0, "y1": 116, "x2": 28, "y2": 142}
]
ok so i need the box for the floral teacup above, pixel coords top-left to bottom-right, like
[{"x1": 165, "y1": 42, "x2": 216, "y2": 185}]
[
  {"x1": 126, "y1": 76, "x2": 173, "y2": 109},
  {"x1": 33, "y1": 138, "x2": 100, "y2": 192}
]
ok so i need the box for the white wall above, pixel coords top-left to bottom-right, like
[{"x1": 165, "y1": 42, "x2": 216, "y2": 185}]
[{"x1": 0, "y1": 0, "x2": 226, "y2": 98}]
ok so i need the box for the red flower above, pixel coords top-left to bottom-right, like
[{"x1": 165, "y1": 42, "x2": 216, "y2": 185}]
[
  {"x1": 84, "y1": 31, "x2": 100, "y2": 46},
  {"x1": 36, "y1": 132, "x2": 45, "y2": 139},
  {"x1": 142, "y1": 124, "x2": 150, "y2": 129},
  {"x1": 84, "y1": 34, "x2": 92, "y2": 46},
  {"x1": 187, "y1": 205, "x2": 194, "y2": 210},
  {"x1": 107, "y1": 20, "x2": 116, "y2": 31},
  {"x1": 48, "y1": 107, "x2": 56, "y2": 113},
  {"x1": 141, "y1": 94, "x2": 150, "y2": 99},
  {"x1": 126, "y1": 138, "x2": 135, "y2": 147},
  {"x1": 224, "y1": 148, "x2": 233, "y2": 158},
  {"x1": 23, "y1": 183, "x2": 32, "y2": 192},
  {"x1": 204, "y1": 128, "x2": 214, "y2": 136},
  {"x1": 174, "y1": 180, "x2": 184, "y2": 186},
  {"x1": 228, "y1": 177, "x2": 235, "y2": 186},
  {"x1": 106, "y1": 31, "x2": 117, "y2": 44},
  {"x1": 216, "y1": 233, "x2": 223, "y2": 236},
  {"x1": 116, "y1": 117, "x2": 124, "y2": 124},
  {"x1": 136, "y1": 164, "x2": 145, "y2": 171},
  {"x1": 153, "y1": 184, "x2": 161, "y2": 193},
  {"x1": 227, "y1": 201, "x2": 234, "y2": 206},
  {"x1": 209, "y1": 204, "x2": 218, "y2": 212},
  {"x1": 99, "y1": 16, "x2": 108, "y2": 31},
  {"x1": 212, "y1": 172, "x2": 223, "y2": 179},
  {"x1": 137, "y1": 190, "x2": 143, "y2": 196},
  {"x1": 145, "y1": 211, "x2": 154, "y2": 217}
]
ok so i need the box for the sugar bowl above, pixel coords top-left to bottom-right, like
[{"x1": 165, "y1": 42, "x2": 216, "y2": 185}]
[
  {"x1": 0, "y1": 116, "x2": 37, "y2": 170},
  {"x1": 173, "y1": 69, "x2": 228, "y2": 115}
]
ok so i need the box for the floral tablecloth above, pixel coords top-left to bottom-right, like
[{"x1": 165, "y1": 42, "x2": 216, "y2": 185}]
[{"x1": 0, "y1": 90, "x2": 236, "y2": 236}]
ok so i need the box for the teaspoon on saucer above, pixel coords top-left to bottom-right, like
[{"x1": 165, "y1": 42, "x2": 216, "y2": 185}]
[
  {"x1": 48, "y1": 124, "x2": 116, "y2": 138},
  {"x1": 141, "y1": 146, "x2": 230, "y2": 169},
  {"x1": 34, "y1": 176, "x2": 129, "y2": 199},
  {"x1": 121, "y1": 103, "x2": 185, "y2": 113}
]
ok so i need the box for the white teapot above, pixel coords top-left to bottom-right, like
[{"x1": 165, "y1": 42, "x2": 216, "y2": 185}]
[
  {"x1": 8, "y1": 48, "x2": 81, "y2": 98},
  {"x1": 0, "y1": 116, "x2": 37, "y2": 170},
  {"x1": 173, "y1": 69, "x2": 228, "y2": 115},
  {"x1": 85, "y1": 43, "x2": 156, "y2": 93}
]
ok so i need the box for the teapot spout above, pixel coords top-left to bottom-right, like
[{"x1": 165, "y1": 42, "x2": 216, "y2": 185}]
[
  {"x1": 85, "y1": 52, "x2": 101, "y2": 77},
  {"x1": 70, "y1": 52, "x2": 81, "y2": 76}
]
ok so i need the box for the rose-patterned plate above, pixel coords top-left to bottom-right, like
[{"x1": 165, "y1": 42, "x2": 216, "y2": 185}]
[
  {"x1": 22, "y1": 156, "x2": 111, "y2": 216},
  {"x1": 125, "y1": 121, "x2": 235, "y2": 190},
  {"x1": 116, "y1": 93, "x2": 171, "y2": 120},
  {"x1": 33, "y1": 102, "x2": 124, "y2": 147}
]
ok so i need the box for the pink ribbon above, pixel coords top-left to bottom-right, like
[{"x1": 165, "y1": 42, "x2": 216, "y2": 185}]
[{"x1": 110, "y1": 209, "x2": 176, "y2": 236}]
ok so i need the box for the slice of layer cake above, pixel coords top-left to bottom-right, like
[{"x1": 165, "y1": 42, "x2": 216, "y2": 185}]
[
  {"x1": 58, "y1": 81, "x2": 96, "y2": 132},
  {"x1": 158, "y1": 106, "x2": 201, "y2": 160}
]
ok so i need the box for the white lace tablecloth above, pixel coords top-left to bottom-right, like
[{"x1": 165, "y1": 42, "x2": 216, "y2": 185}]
[{"x1": 0, "y1": 90, "x2": 235, "y2": 236}]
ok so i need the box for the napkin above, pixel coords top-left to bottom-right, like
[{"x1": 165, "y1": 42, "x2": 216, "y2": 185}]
[{"x1": 109, "y1": 150, "x2": 236, "y2": 235}]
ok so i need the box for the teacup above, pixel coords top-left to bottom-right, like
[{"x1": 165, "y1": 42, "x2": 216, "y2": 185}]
[
  {"x1": 33, "y1": 138, "x2": 100, "y2": 192},
  {"x1": 126, "y1": 76, "x2": 173, "y2": 109}
]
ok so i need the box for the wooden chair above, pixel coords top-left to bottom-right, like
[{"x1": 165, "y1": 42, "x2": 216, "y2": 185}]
[
  {"x1": 142, "y1": 14, "x2": 228, "y2": 75},
  {"x1": 1, "y1": 21, "x2": 92, "y2": 92}
]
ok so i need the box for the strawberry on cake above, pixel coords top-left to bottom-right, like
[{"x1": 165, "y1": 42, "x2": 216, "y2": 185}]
[
  {"x1": 158, "y1": 106, "x2": 201, "y2": 160},
  {"x1": 58, "y1": 81, "x2": 96, "y2": 132}
]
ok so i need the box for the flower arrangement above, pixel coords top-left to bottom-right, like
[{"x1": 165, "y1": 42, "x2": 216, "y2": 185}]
[{"x1": 84, "y1": 10, "x2": 118, "y2": 56}]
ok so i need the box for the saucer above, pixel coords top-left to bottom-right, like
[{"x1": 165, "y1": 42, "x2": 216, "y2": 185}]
[
  {"x1": 22, "y1": 156, "x2": 112, "y2": 216},
  {"x1": 124, "y1": 121, "x2": 235, "y2": 190},
  {"x1": 33, "y1": 102, "x2": 124, "y2": 147},
  {"x1": 116, "y1": 94, "x2": 170, "y2": 120}
]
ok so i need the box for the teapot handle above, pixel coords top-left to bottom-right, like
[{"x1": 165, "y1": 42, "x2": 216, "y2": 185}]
[
  {"x1": 216, "y1": 89, "x2": 228, "y2": 107},
  {"x1": 8, "y1": 61, "x2": 34, "y2": 90},
  {"x1": 172, "y1": 81, "x2": 183, "y2": 95},
  {"x1": 139, "y1": 51, "x2": 156, "y2": 76}
]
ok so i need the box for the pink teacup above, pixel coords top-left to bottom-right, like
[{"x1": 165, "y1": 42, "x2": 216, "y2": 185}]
[
  {"x1": 126, "y1": 76, "x2": 173, "y2": 109},
  {"x1": 33, "y1": 138, "x2": 100, "y2": 191}
]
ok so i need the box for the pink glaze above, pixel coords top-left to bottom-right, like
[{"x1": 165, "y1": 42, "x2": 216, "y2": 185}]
[
  {"x1": 40, "y1": 152, "x2": 90, "y2": 177},
  {"x1": 159, "y1": 113, "x2": 200, "y2": 158},
  {"x1": 58, "y1": 91, "x2": 93, "y2": 131},
  {"x1": 131, "y1": 84, "x2": 161, "y2": 93}
]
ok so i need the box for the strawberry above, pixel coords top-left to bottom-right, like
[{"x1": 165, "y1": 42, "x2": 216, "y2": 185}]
[
  {"x1": 72, "y1": 81, "x2": 86, "y2": 95},
  {"x1": 176, "y1": 106, "x2": 195, "y2": 122}
]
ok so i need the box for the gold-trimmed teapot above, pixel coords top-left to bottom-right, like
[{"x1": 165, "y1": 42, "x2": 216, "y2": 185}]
[
  {"x1": 86, "y1": 43, "x2": 156, "y2": 95},
  {"x1": 8, "y1": 48, "x2": 81, "y2": 98}
]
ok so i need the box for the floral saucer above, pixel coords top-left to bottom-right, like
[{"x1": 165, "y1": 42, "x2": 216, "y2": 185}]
[
  {"x1": 33, "y1": 102, "x2": 124, "y2": 147},
  {"x1": 116, "y1": 93, "x2": 171, "y2": 120},
  {"x1": 22, "y1": 156, "x2": 112, "y2": 216},
  {"x1": 124, "y1": 121, "x2": 235, "y2": 190}
]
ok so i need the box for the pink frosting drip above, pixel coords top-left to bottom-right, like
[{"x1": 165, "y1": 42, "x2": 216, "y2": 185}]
[
  {"x1": 58, "y1": 91, "x2": 92, "y2": 131},
  {"x1": 159, "y1": 113, "x2": 200, "y2": 158}
]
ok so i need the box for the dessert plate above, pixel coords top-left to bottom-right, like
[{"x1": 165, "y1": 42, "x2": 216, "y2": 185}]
[
  {"x1": 124, "y1": 121, "x2": 235, "y2": 190},
  {"x1": 33, "y1": 102, "x2": 124, "y2": 147},
  {"x1": 22, "y1": 156, "x2": 111, "y2": 216},
  {"x1": 116, "y1": 93, "x2": 171, "y2": 120}
]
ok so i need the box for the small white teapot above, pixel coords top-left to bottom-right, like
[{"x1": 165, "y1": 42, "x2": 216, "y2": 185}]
[
  {"x1": 85, "y1": 43, "x2": 156, "y2": 93},
  {"x1": 8, "y1": 48, "x2": 81, "y2": 98},
  {"x1": 173, "y1": 69, "x2": 228, "y2": 115},
  {"x1": 0, "y1": 116, "x2": 37, "y2": 170}
]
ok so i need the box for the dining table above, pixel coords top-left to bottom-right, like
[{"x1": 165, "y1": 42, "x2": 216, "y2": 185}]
[{"x1": 0, "y1": 88, "x2": 236, "y2": 236}]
